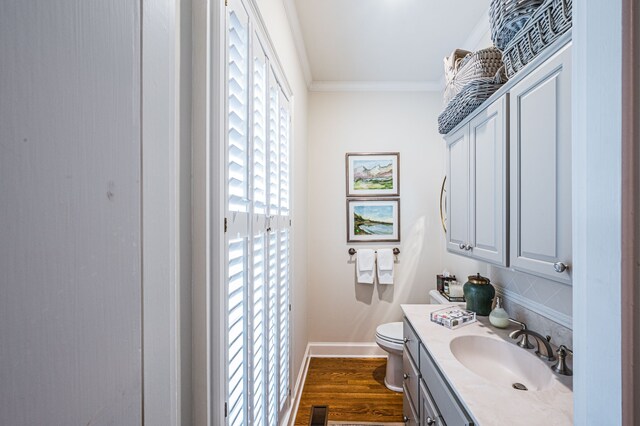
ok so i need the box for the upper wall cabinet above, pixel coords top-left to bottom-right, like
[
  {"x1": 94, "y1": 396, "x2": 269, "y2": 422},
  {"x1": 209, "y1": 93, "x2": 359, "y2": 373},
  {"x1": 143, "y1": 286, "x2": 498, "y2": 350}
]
[
  {"x1": 443, "y1": 37, "x2": 572, "y2": 284},
  {"x1": 509, "y1": 43, "x2": 572, "y2": 284},
  {"x1": 446, "y1": 95, "x2": 508, "y2": 266}
]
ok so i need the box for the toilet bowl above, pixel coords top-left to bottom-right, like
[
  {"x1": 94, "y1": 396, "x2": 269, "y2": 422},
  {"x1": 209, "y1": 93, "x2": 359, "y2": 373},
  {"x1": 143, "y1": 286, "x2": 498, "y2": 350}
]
[
  {"x1": 375, "y1": 322, "x2": 404, "y2": 392},
  {"x1": 376, "y1": 290, "x2": 463, "y2": 392}
]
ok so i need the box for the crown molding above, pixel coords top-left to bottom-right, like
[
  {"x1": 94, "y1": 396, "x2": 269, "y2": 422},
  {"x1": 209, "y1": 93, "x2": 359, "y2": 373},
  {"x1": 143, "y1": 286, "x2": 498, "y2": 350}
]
[
  {"x1": 282, "y1": 2, "x2": 490, "y2": 92},
  {"x1": 282, "y1": 0, "x2": 313, "y2": 87},
  {"x1": 309, "y1": 80, "x2": 444, "y2": 92}
]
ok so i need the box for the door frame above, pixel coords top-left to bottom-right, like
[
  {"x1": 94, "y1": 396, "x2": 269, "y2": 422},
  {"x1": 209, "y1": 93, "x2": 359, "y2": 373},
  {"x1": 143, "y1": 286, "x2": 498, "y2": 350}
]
[{"x1": 621, "y1": 0, "x2": 639, "y2": 423}]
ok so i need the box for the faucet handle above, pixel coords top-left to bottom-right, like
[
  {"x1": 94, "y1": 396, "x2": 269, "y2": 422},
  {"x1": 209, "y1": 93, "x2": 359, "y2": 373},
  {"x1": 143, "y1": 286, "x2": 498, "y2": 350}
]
[
  {"x1": 508, "y1": 318, "x2": 535, "y2": 349},
  {"x1": 552, "y1": 345, "x2": 573, "y2": 376}
]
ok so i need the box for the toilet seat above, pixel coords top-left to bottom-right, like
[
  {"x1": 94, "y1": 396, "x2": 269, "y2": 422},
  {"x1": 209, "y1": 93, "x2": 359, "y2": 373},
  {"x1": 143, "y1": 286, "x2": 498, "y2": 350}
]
[{"x1": 375, "y1": 322, "x2": 403, "y2": 347}]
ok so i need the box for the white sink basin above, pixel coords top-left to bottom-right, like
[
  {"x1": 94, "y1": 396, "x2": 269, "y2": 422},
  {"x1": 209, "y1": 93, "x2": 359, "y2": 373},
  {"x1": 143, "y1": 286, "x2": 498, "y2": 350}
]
[{"x1": 449, "y1": 335, "x2": 554, "y2": 391}]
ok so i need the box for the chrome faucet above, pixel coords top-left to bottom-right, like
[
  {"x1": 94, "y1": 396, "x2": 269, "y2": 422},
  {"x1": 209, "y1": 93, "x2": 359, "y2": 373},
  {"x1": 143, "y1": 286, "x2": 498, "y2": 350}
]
[
  {"x1": 509, "y1": 329, "x2": 556, "y2": 361},
  {"x1": 507, "y1": 318, "x2": 534, "y2": 349}
]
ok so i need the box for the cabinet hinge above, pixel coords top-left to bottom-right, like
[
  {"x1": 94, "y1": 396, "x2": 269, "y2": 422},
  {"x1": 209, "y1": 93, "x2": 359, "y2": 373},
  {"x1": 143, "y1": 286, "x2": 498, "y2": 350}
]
[
  {"x1": 224, "y1": 217, "x2": 228, "y2": 233},
  {"x1": 225, "y1": 0, "x2": 228, "y2": 6},
  {"x1": 289, "y1": 219, "x2": 292, "y2": 226},
  {"x1": 289, "y1": 303, "x2": 292, "y2": 312},
  {"x1": 288, "y1": 387, "x2": 292, "y2": 396},
  {"x1": 224, "y1": 402, "x2": 228, "y2": 417}
]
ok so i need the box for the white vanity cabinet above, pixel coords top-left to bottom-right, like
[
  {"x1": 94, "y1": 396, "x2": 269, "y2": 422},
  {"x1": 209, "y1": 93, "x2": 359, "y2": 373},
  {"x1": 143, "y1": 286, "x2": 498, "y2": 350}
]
[
  {"x1": 445, "y1": 96, "x2": 508, "y2": 266},
  {"x1": 509, "y1": 43, "x2": 572, "y2": 284}
]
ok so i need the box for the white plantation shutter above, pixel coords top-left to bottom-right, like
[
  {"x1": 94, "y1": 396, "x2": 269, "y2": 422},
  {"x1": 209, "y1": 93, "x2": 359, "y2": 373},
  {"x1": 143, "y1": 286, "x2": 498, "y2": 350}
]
[
  {"x1": 279, "y1": 94, "x2": 290, "y2": 216},
  {"x1": 226, "y1": 2, "x2": 249, "y2": 426},
  {"x1": 268, "y1": 78, "x2": 280, "y2": 216},
  {"x1": 253, "y1": 37, "x2": 267, "y2": 217},
  {"x1": 227, "y1": 4, "x2": 249, "y2": 214},
  {"x1": 278, "y1": 229, "x2": 289, "y2": 410},
  {"x1": 266, "y1": 232, "x2": 279, "y2": 426},
  {"x1": 227, "y1": 237, "x2": 246, "y2": 426},
  {"x1": 225, "y1": 1, "x2": 292, "y2": 425},
  {"x1": 251, "y1": 234, "x2": 266, "y2": 426}
]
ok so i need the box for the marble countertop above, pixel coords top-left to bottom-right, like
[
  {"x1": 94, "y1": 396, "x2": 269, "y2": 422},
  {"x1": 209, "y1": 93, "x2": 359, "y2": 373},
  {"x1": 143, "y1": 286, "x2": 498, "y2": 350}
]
[{"x1": 401, "y1": 304, "x2": 573, "y2": 426}]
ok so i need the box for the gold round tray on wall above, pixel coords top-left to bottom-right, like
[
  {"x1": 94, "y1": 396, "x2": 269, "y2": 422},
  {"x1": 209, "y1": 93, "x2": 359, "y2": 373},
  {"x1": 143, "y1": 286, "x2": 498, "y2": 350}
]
[{"x1": 440, "y1": 176, "x2": 447, "y2": 233}]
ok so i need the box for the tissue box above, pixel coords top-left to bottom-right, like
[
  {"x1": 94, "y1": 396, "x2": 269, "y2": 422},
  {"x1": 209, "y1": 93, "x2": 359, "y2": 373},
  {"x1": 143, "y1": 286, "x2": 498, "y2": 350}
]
[
  {"x1": 436, "y1": 274, "x2": 457, "y2": 293},
  {"x1": 430, "y1": 307, "x2": 476, "y2": 329}
]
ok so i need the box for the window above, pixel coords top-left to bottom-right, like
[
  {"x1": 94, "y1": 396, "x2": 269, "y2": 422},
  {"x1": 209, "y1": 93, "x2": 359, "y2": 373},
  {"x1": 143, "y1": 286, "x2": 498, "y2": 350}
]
[{"x1": 225, "y1": 1, "x2": 292, "y2": 425}]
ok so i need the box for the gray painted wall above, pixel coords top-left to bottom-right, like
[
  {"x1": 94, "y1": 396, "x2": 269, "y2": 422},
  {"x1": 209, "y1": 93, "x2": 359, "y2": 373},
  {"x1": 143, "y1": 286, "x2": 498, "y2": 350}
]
[{"x1": 0, "y1": 1, "x2": 142, "y2": 424}]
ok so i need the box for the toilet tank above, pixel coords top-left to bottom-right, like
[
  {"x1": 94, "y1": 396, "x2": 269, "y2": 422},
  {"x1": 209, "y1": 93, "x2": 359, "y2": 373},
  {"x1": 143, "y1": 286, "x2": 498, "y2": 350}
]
[{"x1": 429, "y1": 289, "x2": 466, "y2": 306}]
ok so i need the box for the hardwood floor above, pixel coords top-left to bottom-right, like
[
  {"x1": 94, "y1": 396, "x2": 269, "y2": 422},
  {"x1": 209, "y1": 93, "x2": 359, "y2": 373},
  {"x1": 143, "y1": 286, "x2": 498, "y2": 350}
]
[{"x1": 293, "y1": 358, "x2": 403, "y2": 425}]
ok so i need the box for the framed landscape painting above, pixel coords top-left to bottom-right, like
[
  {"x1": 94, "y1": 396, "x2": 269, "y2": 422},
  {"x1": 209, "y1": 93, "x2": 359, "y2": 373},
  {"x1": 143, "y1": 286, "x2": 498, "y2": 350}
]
[
  {"x1": 346, "y1": 152, "x2": 399, "y2": 197},
  {"x1": 347, "y1": 198, "x2": 400, "y2": 242}
]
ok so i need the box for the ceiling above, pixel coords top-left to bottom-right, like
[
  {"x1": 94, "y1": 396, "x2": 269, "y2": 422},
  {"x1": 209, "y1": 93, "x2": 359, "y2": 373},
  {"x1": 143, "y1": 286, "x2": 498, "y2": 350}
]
[{"x1": 286, "y1": 0, "x2": 490, "y2": 90}]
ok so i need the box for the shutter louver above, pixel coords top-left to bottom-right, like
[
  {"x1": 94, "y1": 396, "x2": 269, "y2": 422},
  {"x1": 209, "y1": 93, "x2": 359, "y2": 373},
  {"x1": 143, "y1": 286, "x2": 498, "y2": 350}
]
[
  {"x1": 251, "y1": 234, "x2": 266, "y2": 426},
  {"x1": 278, "y1": 228, "x2": 290, "y2": 409},
  {"x1": 228, "y1": 9, "x2": 249, "y2": 213},
  {"x1": 267, "y1": 232, "x2": 279, "y2": 426},
  {"x1": 227, "y1": 237, "x2": 246, "y2": 426},
  {"x1": 279, "y1": 97, "x2": 290, "y2": 216},
  {"x1": 268, "y1": 83, "x2": 279, "y2": 216},
  {"x1": 253, "y1": 46, "x2": 267, "y2": 216}
]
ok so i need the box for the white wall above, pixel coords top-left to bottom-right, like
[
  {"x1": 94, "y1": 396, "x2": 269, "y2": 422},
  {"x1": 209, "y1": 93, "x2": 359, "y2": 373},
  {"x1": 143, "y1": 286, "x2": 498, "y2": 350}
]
[
  {"x1": 254, "y1": 0, "x2": 310, "y2": 399},
  {"x1": 0, "y1": 1, "x2": 142, "y2": 424},
  {"x1": 307, "y1": 91, "x2": 449, "y2": 342}
]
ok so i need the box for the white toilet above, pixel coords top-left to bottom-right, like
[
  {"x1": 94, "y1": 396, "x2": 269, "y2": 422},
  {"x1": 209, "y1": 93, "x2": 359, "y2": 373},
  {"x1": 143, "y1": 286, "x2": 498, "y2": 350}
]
[{"x1": 375, "y1": 290, "x2": 463, "y2": 392}]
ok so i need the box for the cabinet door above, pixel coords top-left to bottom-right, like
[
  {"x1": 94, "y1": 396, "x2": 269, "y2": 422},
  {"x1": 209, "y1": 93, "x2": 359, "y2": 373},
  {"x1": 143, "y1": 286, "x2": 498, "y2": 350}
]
[
  {"x1": 420, "y1": 380, "x2": 445, "y2": 426},
  {"x1": 446, "y1": 125, "x2": 470, "y2": 255},
  {"x1": 403, "y1": 387, "x2": 420, "y2": 426},
  {"x1": 469, "y1": 96, "x2": 508, "y2": 265},
  {"x1": 509, "y1": 43, "x2": 572, "y2": 283}
]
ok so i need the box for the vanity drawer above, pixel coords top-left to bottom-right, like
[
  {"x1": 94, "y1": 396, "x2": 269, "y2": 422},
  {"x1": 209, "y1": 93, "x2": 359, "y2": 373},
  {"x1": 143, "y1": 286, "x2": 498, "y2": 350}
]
[
  {"x1": 403, "y1": 383, "x2": 420, "y2": 426},
  {"x1": 402, "y1": 349, "x2": 420, "y2": 410},
  {"x1": 420, "y1": 379, "x2": 445, "y2": 426},
  {"x1": 403, "y1": 317, "x2": 420, "y2": 365},
  {"x1": 420, "y1": 343, "x2": 474, "y2": 426}
]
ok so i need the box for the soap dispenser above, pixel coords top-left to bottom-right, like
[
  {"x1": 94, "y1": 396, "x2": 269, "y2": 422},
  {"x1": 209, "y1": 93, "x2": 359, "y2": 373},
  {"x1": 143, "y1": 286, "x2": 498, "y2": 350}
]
[{"x1": 489, "y1": 297, "x2": 510, "y2": 328}]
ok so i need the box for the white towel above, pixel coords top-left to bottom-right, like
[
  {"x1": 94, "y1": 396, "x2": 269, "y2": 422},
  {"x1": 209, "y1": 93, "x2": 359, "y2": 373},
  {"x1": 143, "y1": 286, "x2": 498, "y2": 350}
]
[
  {"x1": 377, "y1": 249, "x2": 394, "y2": 285},
  {"x1": 356, "y1": 249, "x2": 375, "y2": 284}
]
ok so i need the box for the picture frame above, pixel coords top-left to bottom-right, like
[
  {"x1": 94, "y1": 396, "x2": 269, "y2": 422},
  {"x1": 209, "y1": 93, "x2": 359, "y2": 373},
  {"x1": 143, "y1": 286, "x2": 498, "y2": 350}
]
[
  {"x1": 346, "y1": 152, "x2": 400, "y2": 197},
  {"x1": 347, "y1": 198, "x2": 401, "y2": 243}
]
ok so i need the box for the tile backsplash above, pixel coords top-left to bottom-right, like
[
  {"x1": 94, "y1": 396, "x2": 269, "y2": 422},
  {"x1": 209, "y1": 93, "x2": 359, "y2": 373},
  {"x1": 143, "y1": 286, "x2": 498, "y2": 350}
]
[{"x1": 488, "y1": 265, "x2": 573, "y2": 349}]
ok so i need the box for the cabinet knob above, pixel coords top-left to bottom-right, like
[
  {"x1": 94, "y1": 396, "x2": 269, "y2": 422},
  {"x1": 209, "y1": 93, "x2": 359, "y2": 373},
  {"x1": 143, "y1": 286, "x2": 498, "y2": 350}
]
[
  {"x1": 553, "y1": 262, "x2": 568, "y2": 273},
  {"x1": 459, "y1": 243, "x2": 466, "y2": 250},
  {"x1": 426, "y1": 417, "x2": 435, "y2": 425},
  {"x1": 465, "y1": 244, "x2": 472, "y2": 251},
  {"x1": 403, "y1": 373, "x2": 409, "y2": 380},
  {"x1": 403, "y1": 337, "x2": 409, "y2": 343},
  {"x1": 403, "y1": 415, "x2": 409, "y2": 423}
]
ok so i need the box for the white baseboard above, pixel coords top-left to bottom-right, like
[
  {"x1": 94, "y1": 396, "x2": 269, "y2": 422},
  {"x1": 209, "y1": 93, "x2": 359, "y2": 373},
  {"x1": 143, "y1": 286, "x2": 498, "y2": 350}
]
[
  {"x1": 285, "y1": 343, "x2": 311, "y2": 426},
  {"x1": 307, "y1": 342, "x2": 386, "y2": 358}
]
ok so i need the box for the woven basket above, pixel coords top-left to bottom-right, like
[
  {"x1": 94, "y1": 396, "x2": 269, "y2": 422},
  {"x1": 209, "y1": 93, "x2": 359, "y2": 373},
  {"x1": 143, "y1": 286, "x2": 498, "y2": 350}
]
[
  {"x1": 438, "y1": 68, "x2": 507, "y2": 135},
  {"x1": 489, "y1": 0, "x2": 545, "y2": 50},
  {"x1": 444, "y1": 48, "x2": 472, "y2": 87},
  {"x1": 444, "y1": 47, "x2": 504, "y2": 105},
  {"x1": 502, "y1": 0, "x2": 572, "y2": 77}
]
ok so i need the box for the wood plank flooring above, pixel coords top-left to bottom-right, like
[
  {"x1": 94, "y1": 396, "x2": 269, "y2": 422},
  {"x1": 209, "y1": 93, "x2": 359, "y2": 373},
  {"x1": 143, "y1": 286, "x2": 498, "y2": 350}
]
[{"x1": 294, "y1": 358, "x2": 403, "y2": 425}]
